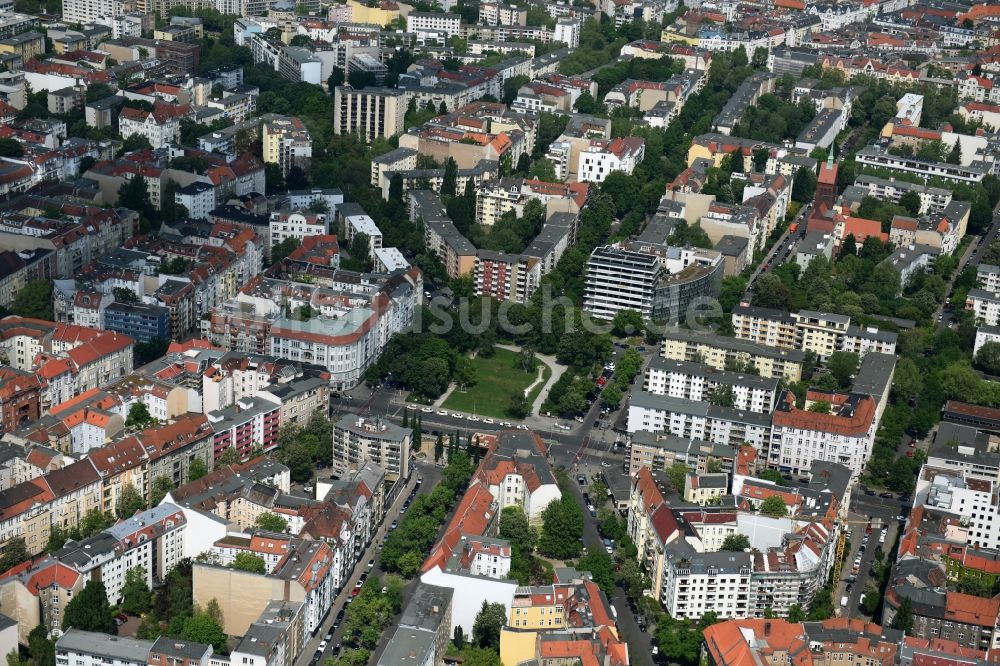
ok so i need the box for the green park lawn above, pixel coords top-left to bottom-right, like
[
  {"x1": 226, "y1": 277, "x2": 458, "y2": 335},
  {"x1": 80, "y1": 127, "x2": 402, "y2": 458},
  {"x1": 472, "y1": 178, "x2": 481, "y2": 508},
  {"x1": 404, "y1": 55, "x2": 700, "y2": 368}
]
[{"x1": 442, "y1": 348, "x2": 550, "y2": 418}]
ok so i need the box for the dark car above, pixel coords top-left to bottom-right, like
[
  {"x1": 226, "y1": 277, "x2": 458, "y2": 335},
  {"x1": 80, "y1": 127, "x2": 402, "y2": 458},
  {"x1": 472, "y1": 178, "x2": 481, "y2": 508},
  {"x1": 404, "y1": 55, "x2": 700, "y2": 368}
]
[
  {"x1": 864, "y1": 489, "x2": 876, "y2": 496},
  {"x1": 879, "y1": 492, "x2": 894, "y2": 499}
]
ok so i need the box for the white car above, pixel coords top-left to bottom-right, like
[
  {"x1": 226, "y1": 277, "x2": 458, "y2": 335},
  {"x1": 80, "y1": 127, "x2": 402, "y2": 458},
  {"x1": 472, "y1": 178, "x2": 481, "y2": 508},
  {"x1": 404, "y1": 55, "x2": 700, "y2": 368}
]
[
  {"x1": 517, "y1": 424, "x2": 529, "y2": 430},
  {"x1": 501, "y1": 422, "x2": 512, "y2": 427},
  {"x1": 437, "y1": 410, "x2": 447, "y2": 416},
  {"x1": 605, "y1": 545, "x2": 613, "y2": 554},
  {"x1": 406, "y1": 404, "x2": 417, "y2": 410},
  {"x1": 318, "y1": 641, "x2": 328, "y2": 651},
  {"x1": 483, "y1": 418, "x2": 495, "y2": 424},
  {"x1": 421, "y1": 407, "x2": 434, "y2": 413},
  {"x1": 468, "y1": 415, "x2": 481, "y2": 421}
]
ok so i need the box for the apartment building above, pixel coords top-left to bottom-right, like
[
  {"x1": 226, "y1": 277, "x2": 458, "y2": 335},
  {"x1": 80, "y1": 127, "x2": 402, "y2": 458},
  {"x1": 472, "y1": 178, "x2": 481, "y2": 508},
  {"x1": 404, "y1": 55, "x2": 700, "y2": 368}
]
[
  {"x1": 644, "y1": 357, "x2": 778, "y2": 413},
  {"x1": 332, "y1": 416, "x2": 410, "y2": 481},
  {"x1": 475, "y1": 178, "x2": 588, "y2": 228},
  {"x1": 0, "y1": 459, "x2": 102, "y2": 556},
  {"x1": 577, "y1": 137, "x2": 645, "y2": 183},
  {"x1": 410, "y1": 191, "x2": 476, "y2": 279},
  {"x1": 475, "y1": 430, "x2": 560, "y2": 524},
  {"x1": 370, "y1": 148, "x2": 417, "y2": 188},
  {"x1": 203, "y1": 270, "x2": 421, "y2": 391},
  {"x1": 333, "y1": 86, "x2": 406, "y2": 143},
  {"x1": 193, "y1": 538, "x2": 335, "y2": 637},
  {"x1": 662, "y1": 545, "x2": 753, "y2": 619},
  {"x1": 1, "y1": 560, "x2": 84, "y2": 642},
  {"x1": 626, "y1": 391, "x2": 772, "y2": 450},
  {"x1": 380, "y1": 583, "x2": 453, "y2": 666},
  {"x1": 855, "y1": 145, "x2": 987, "y2": 186},
  {"x1": 968, "y1": 289, "x2": 1000, "y2": 326},
  {"x1": 165, "y1": 458, "x2": 292, "y2": 531},
  {"x1": 978, "y1": 264, "x2": 1000, "y2": 292},
  {"x1": 230, "y1": 600, "x2": 304, "y2": 666},
  {"x1": 262, "y1": 116, "x2": 312, "y2": 177},
  {"x1": 584, "y1": 244, "x2": 723, "y2": 323},
  {"x1": 269, "y1": 210, "x2": 329, "y2": 247},
  {"x1": 627, "y1": 431, "x2": 738, "y2": 478},
  {"x1": 207, "y1": 395, "x2": 281, "y2": 462},
  {"x1": 731, "y1": 305, "x2": 897, "y2": 359},
  {"x1": 55, "y1": 503, "x2": 186, "y2": 603},
  {"x1": 0, "y1": 367, "x2": 39, "y2": 436},
  {"x1": 703, "y1": 618, "x2": 902, "y2": 665},
  {"x1": 583, "y1": 246, "x2": 660, "y2": 319},
  {"x1": 659, "y1": 327, "x2": 806, "y2": 382},
  {"x1": 339, "y1": 203, "x2": 383, "y2": 252},
  {"x1": 118, "y1": 103, "x2": 186, "y2": 149},
  {"x1": 406, "y1": 12, "x2": 460, "y2": 38},
  {"x1": 852, "y1": 174, "x2": 953, "y2": 215},
  {"x1": 768, "y1": 390, "x2": 878, "y2": 478},
  {"x1": 56, "y1": 631, "x2": 161, "y2": 666},
  {"x1": 498, "y1": 571, "x2": 625, "y2": 666}
]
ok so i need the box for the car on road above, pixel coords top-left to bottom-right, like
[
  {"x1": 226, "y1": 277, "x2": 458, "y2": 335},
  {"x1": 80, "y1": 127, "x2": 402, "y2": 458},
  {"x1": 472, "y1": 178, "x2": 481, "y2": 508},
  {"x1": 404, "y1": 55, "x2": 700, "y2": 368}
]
[
  {"x1": 351, "y1": 586, "x2": 361, "y2": 597},
  {"x1": 483, "y1": 418, "x2": 495, "y2": 424},
  {"x1": 406, "y1": 404, "x2": 417, "y2": 410},
  {"x1": 864, "y1": 489, "x2": 875, "y2": 496},
  {"x1": 436, "y1": 410, "x2": 447, "y2": 416},
  {"x1": 879, "y1": 492, "x2": 894, "y2": 499},
  {"x1": 600, "y1": 461, "x2": 611, "y2": 468},
  {"x1": 391, "y1": 519, "x2": 398, "y2": 529},
  {"x1": 335, "y1": 610, "x2": 345, "y2": 623},
  {"x1": 517, "y1": 424, "x2": 529, "y2": 430},
  {"x1": 605, "y1": 545, "x2": 613, "y2": 554},
  {"x1": 319, "y1": 641, "x2": 328, "y2": 651},
  {"x1": 421, "y1": 407, "x2": 433, "y2": 413},
  {"x1": 324, "y1": 632, "x2": 332, "y2": 642},
  {"x1": 114, "y1": 613, "x2": 128, "y2": 626},
  {"x1": 368, "y1": 559, "x2": 375, "y2": 568}
]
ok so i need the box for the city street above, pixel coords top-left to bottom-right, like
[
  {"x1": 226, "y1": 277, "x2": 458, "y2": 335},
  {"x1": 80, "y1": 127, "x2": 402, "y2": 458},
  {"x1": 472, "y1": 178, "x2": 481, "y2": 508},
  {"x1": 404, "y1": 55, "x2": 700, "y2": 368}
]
[
  {"x1": 744, "y1": 203, "x2": 812, "y2": 292},
  {"x1": 837, "y1": 493, "x2": 908, "y2": 620},
  {"x1": 329, "y1": 344, "x2": 658, "y2": 475},
  {"x1": 293, "y1": 462, "x2": 441, "y2": 666},
  {"x1": 565, "y1": 472, "x2": 654, "y2": 666}
]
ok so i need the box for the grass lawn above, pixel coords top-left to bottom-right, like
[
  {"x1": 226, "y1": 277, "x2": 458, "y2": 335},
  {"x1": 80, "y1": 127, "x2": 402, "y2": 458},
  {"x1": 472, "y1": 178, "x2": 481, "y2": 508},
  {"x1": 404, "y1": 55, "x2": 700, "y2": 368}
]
[{"x1": 443, "y1": 348, "x2": 547, "y2": 418}]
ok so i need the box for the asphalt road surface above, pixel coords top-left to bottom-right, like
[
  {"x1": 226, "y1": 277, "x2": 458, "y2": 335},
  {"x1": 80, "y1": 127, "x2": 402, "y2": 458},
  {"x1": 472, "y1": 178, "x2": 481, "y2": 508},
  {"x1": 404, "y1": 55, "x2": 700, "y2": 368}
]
[
  {"x1": 294, "y1": 462, "x2": 441, "y2": 666},
  {"x1": 838, "y1": 492, "x2": 909, "y2": 620},
  {"x1": 566, "y1": 472, "x2": 655, "y2": 666},
  {"x1": 745, "y1": 203, "x2": 813, "y2": 292}
]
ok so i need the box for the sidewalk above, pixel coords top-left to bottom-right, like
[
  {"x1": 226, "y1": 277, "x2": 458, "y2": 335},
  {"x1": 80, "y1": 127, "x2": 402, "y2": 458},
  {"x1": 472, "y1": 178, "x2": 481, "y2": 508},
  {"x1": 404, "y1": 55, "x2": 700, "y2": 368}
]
[{"x1": 496, "y1": 344, "x2": 565, "y2": 416}]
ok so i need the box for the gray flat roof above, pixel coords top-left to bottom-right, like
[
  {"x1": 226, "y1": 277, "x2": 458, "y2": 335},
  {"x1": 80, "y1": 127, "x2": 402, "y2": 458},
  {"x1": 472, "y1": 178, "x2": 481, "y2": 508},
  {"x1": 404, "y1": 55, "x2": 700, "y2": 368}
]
[{"x1": 57, "y1": 629, "x2": 153, "y2": 662}]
